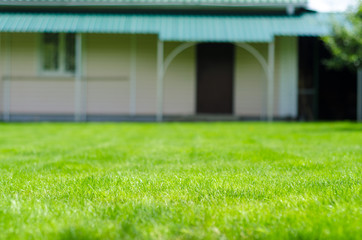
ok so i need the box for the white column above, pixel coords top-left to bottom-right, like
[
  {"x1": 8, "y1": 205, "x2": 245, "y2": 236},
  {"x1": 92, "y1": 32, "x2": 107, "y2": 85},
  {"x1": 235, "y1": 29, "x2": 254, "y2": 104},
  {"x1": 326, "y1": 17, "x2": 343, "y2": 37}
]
[
  {"x1": 357, "y1": 68, "x2": 362, "y2": 122},
  {"x1": 130, "y1": 35, "x2": 137, "y2": 116},
  {"x1": 75, "y1": 33, "x2": 83, "y2": 121},
  {"x1": 267, "y1": 40, "x2": 275, "y2": 121},
  {"x1": 156, "y1": 39, "x2": 164, "y2": 122},
  {"x1": 2, "y1": 78, "x2": 10, "y2": 122},
  {"x1": 2, "y1": 33, "x2": 11, "y2": 122},
  {"x1": 81, "y1": 34, "x2": 87, "y2": 121},
  {"x1": 277, "y1": 37, "x2": 298, "y2": 118}
]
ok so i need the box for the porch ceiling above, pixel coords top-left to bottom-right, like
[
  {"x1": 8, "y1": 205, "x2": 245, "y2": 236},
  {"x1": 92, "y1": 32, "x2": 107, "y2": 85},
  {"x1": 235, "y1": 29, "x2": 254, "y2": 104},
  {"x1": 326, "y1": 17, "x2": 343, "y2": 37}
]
[{"x1": 0, "y1": 12, "x2": 341, "y2": 42}]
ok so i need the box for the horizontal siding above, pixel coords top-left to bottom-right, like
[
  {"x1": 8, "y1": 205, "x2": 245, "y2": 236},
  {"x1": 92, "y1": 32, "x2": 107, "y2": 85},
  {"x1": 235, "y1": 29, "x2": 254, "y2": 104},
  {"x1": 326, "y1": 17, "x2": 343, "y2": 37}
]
[
  {"x1": 85, "y1": 34, "x2": 132, "y2": 115},
  {"x1": 135, "y1": 35, "x2": 157, "y2": 114},
  {"x1": 10, "y1": 78, "x2": 75, "y2": 114},
  {"x1": 0, "y1": 34, "x2": 3, "y2": 114},
  {"x1": 86, "y1": 79, "x2": 130, "y2": 114},
  {"x1": 163, "y1": 42, "x2": 195, "y2": 115},
  {"x1": 1, "y1": 33, "x2": 291, "y2": 119},
  {"x1": 10, "y1": 33, "x2": 37, "y2": 77},
  {"x1": 2, "y1": 33, "x2": 159, "y2": 117},
  {"x1": 0, "y1": 78, "x2": 2, "y2": 113},
  {"x1": 86, "y1": 34, "x2": 131, "y2": 78},
  {"x1": 84, "y1": 34, "x2": 159, "y2": 115},
  {"x1": 0, "y1": 33, "x2": 9, "y2": 116},
  {"x1": 6, "y1": 33, "x2": 75, "y2": 115}
]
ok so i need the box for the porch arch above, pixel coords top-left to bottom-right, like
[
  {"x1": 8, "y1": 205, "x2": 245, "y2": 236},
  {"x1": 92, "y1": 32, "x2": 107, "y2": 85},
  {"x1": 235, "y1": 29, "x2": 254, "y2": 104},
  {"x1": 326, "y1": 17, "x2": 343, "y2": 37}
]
[{"x1": 156, "y1": 41, "x2": 274, "y2": 122}]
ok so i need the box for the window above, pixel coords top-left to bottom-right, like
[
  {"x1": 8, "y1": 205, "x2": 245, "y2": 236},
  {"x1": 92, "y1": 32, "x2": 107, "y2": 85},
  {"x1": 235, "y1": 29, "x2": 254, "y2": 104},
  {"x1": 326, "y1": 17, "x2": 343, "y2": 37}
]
[{"x1": 41, "y1": 33, "x2": 75, "y2": 75}]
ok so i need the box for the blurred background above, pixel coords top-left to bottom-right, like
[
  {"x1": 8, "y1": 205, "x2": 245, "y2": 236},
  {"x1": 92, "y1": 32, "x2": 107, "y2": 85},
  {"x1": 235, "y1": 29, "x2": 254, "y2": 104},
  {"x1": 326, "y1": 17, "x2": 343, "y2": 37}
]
[{"x1": 309, "y1": 0, "x2": 358, "y2": 12}]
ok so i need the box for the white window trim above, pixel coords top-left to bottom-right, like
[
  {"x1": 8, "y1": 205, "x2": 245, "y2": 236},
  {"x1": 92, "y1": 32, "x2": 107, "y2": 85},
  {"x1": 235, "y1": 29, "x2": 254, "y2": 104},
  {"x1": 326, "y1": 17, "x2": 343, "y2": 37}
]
[{"x1": 38, "y1": 33, "x2": 75, "y2": 77}]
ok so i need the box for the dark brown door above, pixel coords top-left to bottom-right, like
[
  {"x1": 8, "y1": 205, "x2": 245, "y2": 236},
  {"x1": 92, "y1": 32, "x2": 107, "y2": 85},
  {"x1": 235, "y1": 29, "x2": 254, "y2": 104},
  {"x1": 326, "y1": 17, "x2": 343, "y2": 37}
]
[{"x1": 196, "y1": 43, "x2": 234, "y2": 114}]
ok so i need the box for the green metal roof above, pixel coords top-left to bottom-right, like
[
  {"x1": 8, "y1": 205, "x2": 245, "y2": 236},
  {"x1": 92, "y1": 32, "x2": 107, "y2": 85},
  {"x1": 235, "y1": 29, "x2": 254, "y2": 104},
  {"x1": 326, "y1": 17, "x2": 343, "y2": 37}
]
[
  {"x1": 0, "y1": 0, "x2": 308, "y2": 6},
  {"x1": 0, "y1": 12, "x2": 336, "y2": 42}
]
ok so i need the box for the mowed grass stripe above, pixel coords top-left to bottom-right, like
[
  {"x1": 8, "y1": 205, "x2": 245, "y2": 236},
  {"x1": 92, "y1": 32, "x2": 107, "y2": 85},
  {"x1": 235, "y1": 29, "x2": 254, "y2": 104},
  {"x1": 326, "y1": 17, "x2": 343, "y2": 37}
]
[{"x1": 0, "y1": 122, "x2": 361, "y2": 239}]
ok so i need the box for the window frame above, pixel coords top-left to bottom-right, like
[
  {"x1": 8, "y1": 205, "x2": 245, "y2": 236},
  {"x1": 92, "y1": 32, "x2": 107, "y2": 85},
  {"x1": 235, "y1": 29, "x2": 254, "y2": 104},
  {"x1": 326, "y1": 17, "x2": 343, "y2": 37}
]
[{"x1": 39, "y1": 32, "x2": 76, "y2": 77}]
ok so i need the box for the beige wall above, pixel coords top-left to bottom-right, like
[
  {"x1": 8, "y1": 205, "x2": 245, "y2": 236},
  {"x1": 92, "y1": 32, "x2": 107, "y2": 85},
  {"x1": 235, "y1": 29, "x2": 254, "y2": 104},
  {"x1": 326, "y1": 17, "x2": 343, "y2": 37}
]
[
  {"x1": 0, "y1": 32, "x2": 299, "y2": 119},
  {"x1": 86, "y1": 79, "x2": 130, "y2": 115},
  {"x1": 234, "y1": 43, "x2": 267, "y2": 117},
  {"x1": 10, "y1": 78, "x2": 75, "y2": 114},
  {"x1": 1, "y1": 33, "x2": 76, "y2": 115},
  {"x1": 0, "y1": 77, "x2": 2, "y2": 113},
  {"x1": 10, "y1": 33, "x2": 37, "y2": 77},
  {"x1": 134, "y1": 35, "x2": 158, "y2": 115},
  {"x1": 85, "y1": 34, "x2": 131, "y2": 114},
  {"x1": 0, "y1": 34, "x2": 3, "y2": 114},
  {"x1": 86, "y1": 34, "x2": 131, "y2": 78},
  {"x1": 163, "y1": 42, "x2": 196, "y2": 115},
  {"x1": 234, "y1": 38, "x2": 298, "y2": 118}
]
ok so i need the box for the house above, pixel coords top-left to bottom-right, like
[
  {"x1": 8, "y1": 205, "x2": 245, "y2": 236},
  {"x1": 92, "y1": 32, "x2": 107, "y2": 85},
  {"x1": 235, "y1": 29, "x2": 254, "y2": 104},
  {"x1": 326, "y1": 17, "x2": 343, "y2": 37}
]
[{"x1": 0, "y1": 0, "x2": 357, "y2": 122}]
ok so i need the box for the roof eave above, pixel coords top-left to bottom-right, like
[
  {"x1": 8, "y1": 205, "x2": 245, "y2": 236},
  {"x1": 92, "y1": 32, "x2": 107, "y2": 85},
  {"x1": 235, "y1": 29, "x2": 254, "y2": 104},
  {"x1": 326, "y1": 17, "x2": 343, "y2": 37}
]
[{"x1": 0, "y1": 3, "x2": 308, "y2": 8}]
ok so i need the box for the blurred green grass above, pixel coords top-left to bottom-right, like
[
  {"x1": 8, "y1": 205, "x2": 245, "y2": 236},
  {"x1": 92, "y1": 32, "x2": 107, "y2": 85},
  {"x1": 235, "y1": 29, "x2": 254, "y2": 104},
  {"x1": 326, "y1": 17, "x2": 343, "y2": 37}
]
[{"x1": 0, "y1": 122, "x2": 361, "y2": 239}]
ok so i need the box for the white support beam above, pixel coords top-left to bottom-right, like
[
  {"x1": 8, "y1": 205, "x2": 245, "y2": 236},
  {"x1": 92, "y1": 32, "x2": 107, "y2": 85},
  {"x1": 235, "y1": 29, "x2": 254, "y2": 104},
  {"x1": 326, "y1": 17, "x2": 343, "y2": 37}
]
[
  {"x1": 130, "y1": 35, "x2": 137, "y2": 116},
  {"x1": 81, "y1": 34, "x2": 87, "y2": 121},
  {"x1": 357, "y1": 68, "x2": 362, "y2": 122},
  {"x1": 2, "y1": 33, "x2": 11, "y2": 122},
  {"x1": 267, "y1": 40, "x2": 275, "y2": 122},
  {"x1": 156, "y1": 39, "x2": 164, "y2": 122},
  {"x1": 75, "y1": 33, "x2": 83, "y2": 121},
  {"x1": 277, "y1": 37, "x2": 298, "y2": 118},
  {"x1": 2, "y1": 77, "x2": 10, "y2": 122}
]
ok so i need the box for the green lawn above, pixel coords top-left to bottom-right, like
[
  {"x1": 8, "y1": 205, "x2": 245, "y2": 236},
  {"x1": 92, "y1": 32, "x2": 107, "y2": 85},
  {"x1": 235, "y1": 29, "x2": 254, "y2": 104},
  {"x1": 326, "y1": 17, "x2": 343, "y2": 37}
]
[{"x1": 0, "y1": 122, "x2": 361, "y2": 239}]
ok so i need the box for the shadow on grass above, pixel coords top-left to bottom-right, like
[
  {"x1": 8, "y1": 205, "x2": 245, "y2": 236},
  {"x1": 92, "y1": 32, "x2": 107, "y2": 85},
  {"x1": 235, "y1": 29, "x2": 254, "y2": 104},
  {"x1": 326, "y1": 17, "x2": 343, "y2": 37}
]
[
  {"x1": 58, "y1": 227, "x2": 101, "y2": 240},
  {"x1": 304, "y1": 123, "x2": 362, "y2": 133},
  {"x1": 57, "y1": 223, "x2": 142, "y2": 240}
]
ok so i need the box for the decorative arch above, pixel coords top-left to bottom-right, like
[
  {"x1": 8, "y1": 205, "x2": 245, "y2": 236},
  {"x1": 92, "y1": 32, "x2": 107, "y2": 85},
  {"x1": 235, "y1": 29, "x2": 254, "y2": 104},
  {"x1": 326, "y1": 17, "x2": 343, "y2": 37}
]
[
  {"x1": 161, "y1": 42, "x2": 268, "y2": 81},
  {"x1": 162, "y1": 42, "x2": 197, "y2": 80},
  {"x1": 234, "y1": 42, "x2": 269, "y2": 119},
  {"x1": 157, "y1": 40, "x2": 274, "y2": 122},
  {"x1": 234, "y1": 43, "x2": 269, "y2": 79}
]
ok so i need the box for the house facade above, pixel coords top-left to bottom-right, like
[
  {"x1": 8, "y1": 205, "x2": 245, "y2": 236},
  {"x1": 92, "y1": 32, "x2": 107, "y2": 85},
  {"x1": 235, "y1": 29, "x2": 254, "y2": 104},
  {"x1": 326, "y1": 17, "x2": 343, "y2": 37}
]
[{"x1": 0, "y1": 0, "x2": 351, "y2": 122}]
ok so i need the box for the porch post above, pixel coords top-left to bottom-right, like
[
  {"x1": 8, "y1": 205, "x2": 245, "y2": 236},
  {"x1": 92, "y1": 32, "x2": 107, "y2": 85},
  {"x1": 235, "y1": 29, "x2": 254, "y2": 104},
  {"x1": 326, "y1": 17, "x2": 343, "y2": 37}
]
[
  {"x1": 81, "y1": 34, "x2": 87, "y2": 121},
  {"x1": 357, "y1": 68, "x2": 362, "y2": 122},
  {"x1": 130, "y1": 35, "x2": 137, "y2": 116},
  {"x1": 156, "y1": 39, "x2": 164, "y2": 122},
  {"x1": 2, "y1": 33, "x2": 11, "y2": 122},
  {"x1": 267, "y1": 40, "x2": 275, "y2": 122},
  {"x1": 75, "y1": 33, "x2": 83, "y2": 121}
]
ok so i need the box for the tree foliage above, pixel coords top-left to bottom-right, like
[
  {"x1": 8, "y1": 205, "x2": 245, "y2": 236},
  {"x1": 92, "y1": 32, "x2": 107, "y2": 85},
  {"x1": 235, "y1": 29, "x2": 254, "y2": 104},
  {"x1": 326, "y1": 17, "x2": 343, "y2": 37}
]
[{"x1": 323, "y1": 1, "x2": 362, "y2": 70}]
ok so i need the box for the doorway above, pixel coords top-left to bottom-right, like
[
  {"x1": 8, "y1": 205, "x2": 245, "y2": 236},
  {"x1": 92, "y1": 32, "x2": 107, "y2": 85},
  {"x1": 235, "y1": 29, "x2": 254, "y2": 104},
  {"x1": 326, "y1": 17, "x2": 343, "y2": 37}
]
[{"x1": 196, "y1": 43, "x2": 234, "y2": 114}]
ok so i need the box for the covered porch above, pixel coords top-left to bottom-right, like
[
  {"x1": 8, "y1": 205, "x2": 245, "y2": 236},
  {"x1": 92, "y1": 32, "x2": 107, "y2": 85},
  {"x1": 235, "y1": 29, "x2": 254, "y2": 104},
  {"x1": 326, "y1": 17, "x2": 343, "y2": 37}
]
[{"x1": 0, "y1": 12, "x2": 331, "y2": 122}]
